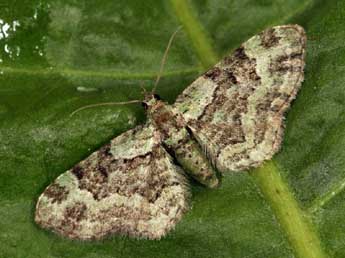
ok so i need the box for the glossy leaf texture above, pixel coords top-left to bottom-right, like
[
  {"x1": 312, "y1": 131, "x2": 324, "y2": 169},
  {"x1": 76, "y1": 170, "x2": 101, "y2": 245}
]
[{"x1": 0, "y1": 0, "x2": 344, "y2": 257}]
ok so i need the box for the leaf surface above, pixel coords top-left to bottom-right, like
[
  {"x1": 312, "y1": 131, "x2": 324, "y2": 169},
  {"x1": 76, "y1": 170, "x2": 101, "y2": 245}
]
[{"x1": 0, "y1": 0, "x2": 343, "y2": 257}]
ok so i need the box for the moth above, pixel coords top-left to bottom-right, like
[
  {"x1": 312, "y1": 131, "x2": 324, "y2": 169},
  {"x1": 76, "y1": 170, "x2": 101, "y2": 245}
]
[{"x1": 35, "y1": 25, "x2": 306, "y2": 240}]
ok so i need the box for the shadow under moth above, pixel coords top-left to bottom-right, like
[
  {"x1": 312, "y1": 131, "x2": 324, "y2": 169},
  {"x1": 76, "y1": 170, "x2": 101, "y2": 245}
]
[{"x1": 35, "y1": 25, "x2": 306, "y2": 240}]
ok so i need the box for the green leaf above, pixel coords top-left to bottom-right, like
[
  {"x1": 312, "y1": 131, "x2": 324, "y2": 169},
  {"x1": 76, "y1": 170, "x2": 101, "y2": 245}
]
[{"x1": 0, "y1": 0, "x2": 343, "y2": 257}]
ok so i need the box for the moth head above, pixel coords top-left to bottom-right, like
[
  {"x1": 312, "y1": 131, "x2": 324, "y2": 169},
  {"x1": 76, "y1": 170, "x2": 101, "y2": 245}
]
[{"x1": 142, "y1": 93, "x2": 162, "y2": 110}]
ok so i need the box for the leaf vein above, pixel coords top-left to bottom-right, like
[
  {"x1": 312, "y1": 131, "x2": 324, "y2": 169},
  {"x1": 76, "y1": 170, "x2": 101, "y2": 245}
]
[{"x1": 0, "y1": 66, "x2": 200, "y2": 80}]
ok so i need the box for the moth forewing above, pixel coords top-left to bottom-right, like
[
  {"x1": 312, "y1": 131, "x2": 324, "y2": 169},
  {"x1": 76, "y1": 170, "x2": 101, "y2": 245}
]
[
  {"x1": 35, "y1": 124, "x2": 190, "y2": 240},
  {"x1": 174, "y1": 24, "x2": 306, "y2": 173}
]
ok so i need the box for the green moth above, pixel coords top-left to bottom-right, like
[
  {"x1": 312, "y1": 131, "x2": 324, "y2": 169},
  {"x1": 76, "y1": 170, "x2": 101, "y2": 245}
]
[{"x1": 35, "y1": 24, "x2": 306, "y2": 240}]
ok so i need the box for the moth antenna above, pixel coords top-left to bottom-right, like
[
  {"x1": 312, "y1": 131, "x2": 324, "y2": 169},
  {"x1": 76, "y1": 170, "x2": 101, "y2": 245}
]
[
  {"x1": 152, "y1": 26, "x2": 182, "y2": 94},
  {"x1": 139, "y1": 81, "x2": 147, "y2": 95},
  {"x1": 70, "y1": 100, "x2": 141, "y2": 117}
]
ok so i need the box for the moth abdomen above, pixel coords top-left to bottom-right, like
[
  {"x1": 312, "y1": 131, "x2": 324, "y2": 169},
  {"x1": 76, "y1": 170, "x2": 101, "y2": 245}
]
[{"x1": 173, "y1": 138, "x2": 219, "y2": 188}]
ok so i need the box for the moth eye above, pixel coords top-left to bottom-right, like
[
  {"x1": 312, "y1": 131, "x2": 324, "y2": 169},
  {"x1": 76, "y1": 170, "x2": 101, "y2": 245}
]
[
  {"x1": 141, "y1": 102, "x2": 148, "y2": 109},
  {"x1": 153, "y1": 94, "x2": 161, "y2": 100}
]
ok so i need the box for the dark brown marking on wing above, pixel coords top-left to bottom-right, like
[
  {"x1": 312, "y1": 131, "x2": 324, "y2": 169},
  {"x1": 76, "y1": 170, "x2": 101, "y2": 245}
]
[
  {"x1": 71, "y1": 165, "x2": 84, "y2": 180},
  {"x1": 234, "y1": 46, "x2": 248, "y2": 60},
  {"x1": 222, "y1": 46, "x2": 261, "y2": 86},
  {"x1": 76, "y1": 158, "x2": 112, "y2": 200},
  {"x1": 64, "y1": 202, "x2": 87, "y2": 222},
  {"x1": 204, "y1": 67, "x2": 222, "y2": 81},
  {"x1": 223, "y1": 47, "x2": 246, "y2": 65},
  {"x1": 44, "y1": 183, "x2": 69, "y2": 204},
  {"x1": 224, "y1": 70, "x2": 238, "y2": 84},
  {"x1": 260, "y1": 28, "x2": 281, "y2": 48},
  {"x1": 98, "y1": 165, "x2": 108, "y2": 178},
  {"x1": 123, "y1": 153, "x2": 152, "y2": 172},
  {"x1": 269, "y1": 51, "x2": 304, "y2": 74},
  {"x1": 254, "y1": 89, "x2": 282, "y2": 145},
  {"x1": 100, "y1": 143, "x2": 112, "y2": 157},
  {"x1": 249, "y1": 69, "x2": 261, "y2": 81}
]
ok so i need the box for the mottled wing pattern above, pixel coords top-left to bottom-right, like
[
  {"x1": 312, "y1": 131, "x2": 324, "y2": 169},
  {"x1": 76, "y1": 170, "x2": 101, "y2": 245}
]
[
  {"x1": 35, "y1": 124, "x2": 189, "y2": 240},
  {"x1": 174, "y1": 25, "x2": 306, "y2": 172}
]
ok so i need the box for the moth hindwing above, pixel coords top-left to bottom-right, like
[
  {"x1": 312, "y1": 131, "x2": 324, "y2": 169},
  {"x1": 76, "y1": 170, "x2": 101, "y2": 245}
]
[{"x1": 35, "y1": 24, "x2": 306, "y2": 240}]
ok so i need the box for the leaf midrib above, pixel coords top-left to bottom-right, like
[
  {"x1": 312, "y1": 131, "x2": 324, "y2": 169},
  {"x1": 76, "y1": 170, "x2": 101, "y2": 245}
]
[{"x1": 169, "y1": 0, "x2": 329, "y2": 257}]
